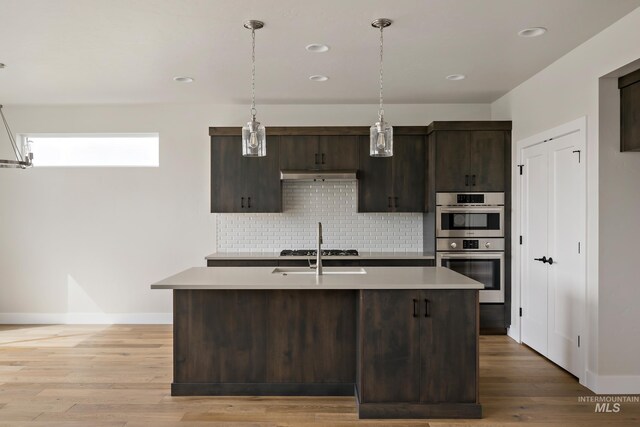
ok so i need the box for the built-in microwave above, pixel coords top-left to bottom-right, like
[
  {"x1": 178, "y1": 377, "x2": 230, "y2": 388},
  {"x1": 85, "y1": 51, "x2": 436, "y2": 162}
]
[{"x1": 436, "y1": 192, "x2": 504, "y2": 238}]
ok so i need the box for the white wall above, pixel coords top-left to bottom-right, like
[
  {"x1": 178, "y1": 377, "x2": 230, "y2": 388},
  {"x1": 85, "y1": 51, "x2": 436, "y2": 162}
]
[
  {"x1": 0, "y1": 102, "x2": 489, "y2": 324},
  {"x1": 492, "y1": 7, "x2": 640, "y2": 391}
]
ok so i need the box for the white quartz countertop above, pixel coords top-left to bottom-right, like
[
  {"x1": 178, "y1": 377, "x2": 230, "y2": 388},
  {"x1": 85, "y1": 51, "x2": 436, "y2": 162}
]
[
  {"x1": 205, "y1": 251, "x2": 435, "y2": 260},
  {"x1": 151, "y1": 266, "x2": 482, "y2": 290}
]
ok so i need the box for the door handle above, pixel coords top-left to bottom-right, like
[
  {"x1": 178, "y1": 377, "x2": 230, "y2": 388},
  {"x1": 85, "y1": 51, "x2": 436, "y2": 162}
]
[
  {"x1": 413, "y1": 299, "x2": 418, "y2": 318},
  {"x1": 315, "y1": 153, "x2": 319, "y2": 164},
  {"x1": 547, "y1": 257, "x2": 554, "y2": 265},
  {"x1": 472, "y1": 174, "x2": 476, "y2": 186},
  {"x1": 388, "y1": 197, "x2": 392, "y2": 208},
  {"x1": 394, "y1": 196, "x2": 399, "y2": 208},
  {"x1": 534, "y1": 256, "x2": 548, "y2": 264},
  {"x1": 321, "y1": 153, "x2": 325, "y2": 164},
  {"x1": 424, "y1": 299, "x2": 431, "y2": 318},
  {"x1": 247, "y1": 197, "x2": 251, "y2": 209},
  {"x1": 241, "y1": 197, "x2": 245, "y2": 209},
  {"x1": 465, "y1": 175, "x2": 469, "y2": 186}
]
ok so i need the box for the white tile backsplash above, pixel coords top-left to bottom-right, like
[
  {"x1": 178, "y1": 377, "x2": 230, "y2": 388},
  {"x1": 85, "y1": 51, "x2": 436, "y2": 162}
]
[{"x1": 216, "y1": 182, "x2": 423, "y2": 252}]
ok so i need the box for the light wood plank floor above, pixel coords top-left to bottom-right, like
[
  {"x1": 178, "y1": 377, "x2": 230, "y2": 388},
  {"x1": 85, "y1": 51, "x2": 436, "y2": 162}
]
[{"x1": 0, "y1": 324, "x2": 638, "y2": 426}]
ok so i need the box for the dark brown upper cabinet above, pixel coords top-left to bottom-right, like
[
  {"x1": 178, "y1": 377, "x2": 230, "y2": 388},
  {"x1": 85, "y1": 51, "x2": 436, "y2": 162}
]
[
  {"x1": 210, "y1": 135, "x2": 282, "y2": 213},
  {"x1": 279, "y1": 135, "x2": 358, "y2": 170},
  {"x1": 358, "y1": 135, "x2": 426, "y2": 213},
  {"x1": 357, "y1": 289, "x2": 478, "y2": 405},
  {"x1": 619, "y1": 68, "x2": 640, "y2": 152},
  {"x1": 429, "y1": 122, "x2": 511, "y2": 192}
]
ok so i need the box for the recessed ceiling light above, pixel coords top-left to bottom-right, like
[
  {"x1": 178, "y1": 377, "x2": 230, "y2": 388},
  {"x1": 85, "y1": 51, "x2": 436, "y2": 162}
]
[
  {"x1": 309, "y1": 75, "x2": 329, "y2": 82},
  {"x1": 446, "y1": 74, "x2": 466, "y2": 81},
  {"x1": 518, "y1": 27, "x2": 547, "y2": 38},
  {"x1": 173, "y1": 76, "x2": 194, "y2": 83},
  {"x1": 305, "y1": 44, "x2": 330, "y2": 53}
]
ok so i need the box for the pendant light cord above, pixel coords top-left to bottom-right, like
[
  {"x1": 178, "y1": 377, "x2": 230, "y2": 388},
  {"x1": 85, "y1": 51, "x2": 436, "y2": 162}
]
[
  {"x1": 378, "y1": 24, "x2": 384, "y2": 122},
  {"x1": 251, "y1": 27, "x2": 257, "y2": 119}
]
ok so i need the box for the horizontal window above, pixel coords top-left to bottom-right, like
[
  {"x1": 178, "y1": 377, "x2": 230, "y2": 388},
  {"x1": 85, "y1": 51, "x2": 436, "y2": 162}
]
[{"x1": 20, "y1": 133, "x2": 159, "y2": 167}]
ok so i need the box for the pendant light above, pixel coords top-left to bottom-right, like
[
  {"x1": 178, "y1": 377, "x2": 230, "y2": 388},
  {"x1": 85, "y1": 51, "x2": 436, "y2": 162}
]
[
  {"x1": 0, "y1": 105, "x2": 32, "y2": 169},
  {"x1": 242, "y1": 20, "x2": 266, "y2": 157},
  {"x1": 370, "y1": 18, "x2": 393, "y2": 157}
]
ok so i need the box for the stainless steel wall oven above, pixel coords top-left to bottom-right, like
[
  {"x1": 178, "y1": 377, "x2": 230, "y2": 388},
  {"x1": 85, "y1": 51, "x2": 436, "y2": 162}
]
[{"x1": 436, "y1": 193, "x2": 505, "y2": 303}]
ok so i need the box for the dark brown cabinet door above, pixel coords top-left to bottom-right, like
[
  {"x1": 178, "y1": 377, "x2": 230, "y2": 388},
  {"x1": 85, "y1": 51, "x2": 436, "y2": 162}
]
[
  {"x1": 174, "y1": 290, "x2": 268, "y2": 383},
  {"x1": 358, "y1": 136, "x2": 426, "y2": 212},
  {"x1": 211, "y1": 136, "x2": 281, "y2": 213},
  {"x1": 211, "y1": 136, "x2": 247, "y2": 212},
  {"x1": 279, "y1": 136, "x2": 320, "y2": 170},
  {"x1": 357, "y1": 137, "x2": 394, "y2": 212},
  {"x1": 420, "y1": 290, "x2": 477, "y2": 403},
  {"x1": 318, "y1": 135, "x2": 359, "y2": 170},
  {"x1": 434, "y1": 131, "x2": 471, "y2": 191},
  {"x1": 279, "y1": 135, "x2": 359, "y2": 170},
  {"x1": 392, "y1": 135, "x2": 426, "y2": 212},
  {"x1": 468, "y1": 131, "x2": 505, "y2": 191},
  {"x1": 435, "y1": 130, "x2": 506, "y2": 191},
  {"x1": 242, "y1": 137, "x2": 282, "y2": 212},
  {"x1": 620, "y1": 70, "x2": 640, "y2": 152},
  {"x1": 358, "y1": 290, "x2": 421, "y2": 403}
]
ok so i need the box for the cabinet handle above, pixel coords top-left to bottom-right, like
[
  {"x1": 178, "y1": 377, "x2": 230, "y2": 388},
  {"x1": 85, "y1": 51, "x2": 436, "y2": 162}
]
[
  {"x1": 394, "y1": 196, "x2": 399, "y2": 208},
  {"x1": 472, "y1": 174, "x2": 477, "y2": 186},
  {"x1": 388, "y1": 197, "x2": 392, "y2": 208},
  {"x1": 413, "y1": 299, "x2": 418, "y2": 318},
  {"x1": 315, "y1": 153, "x2": 319, "y2": 164},
  {"x1": 241, "y1": 197, "x2": 245, "y2": 208},
  {"x1": 465, "y1": 175, "x2": 469, "y2": 186},
  {"x1": 321, "y1": 153, "x2": 325, "y2": 164},
  {"x1": 247, "y1": 197, "x2": 251, "y2": 209},
  {"x1": 424, "y1": 299, "x2": 431, "y2": 318}
]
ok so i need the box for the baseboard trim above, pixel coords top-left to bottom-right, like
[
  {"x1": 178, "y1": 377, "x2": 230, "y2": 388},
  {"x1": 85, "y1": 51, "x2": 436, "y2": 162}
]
[
  {"x1": 587, "y1": 370, "x2": 640, "y2": 394},
  {"x1": 0, "y1": 312, "x2": 172, "y2": 324}
]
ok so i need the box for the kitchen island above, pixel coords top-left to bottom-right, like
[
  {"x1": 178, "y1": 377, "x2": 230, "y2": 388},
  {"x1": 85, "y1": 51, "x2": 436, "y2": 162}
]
[{"x1": 152, "y1": 266, "x2": 483, "y2": 419}]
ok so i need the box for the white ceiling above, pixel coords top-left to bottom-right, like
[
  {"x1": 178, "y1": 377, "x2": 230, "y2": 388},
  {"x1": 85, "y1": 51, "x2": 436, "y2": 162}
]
[{"x1": 0, "y1": 0, "x2": 639, "y2": 105}]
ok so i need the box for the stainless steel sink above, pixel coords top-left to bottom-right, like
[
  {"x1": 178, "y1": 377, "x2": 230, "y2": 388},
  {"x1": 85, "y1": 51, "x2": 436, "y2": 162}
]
[{"x1": 271, "y1": 267, "x2": 367, "y2": 276}]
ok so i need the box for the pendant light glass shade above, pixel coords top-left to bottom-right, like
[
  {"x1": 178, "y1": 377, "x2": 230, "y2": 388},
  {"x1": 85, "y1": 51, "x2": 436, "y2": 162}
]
[
  {"x1": 370, "y1": 119, "x2": 393, "y2": 157},
  {"x1": 242, "y1": 118, "x2": 266, "y2": 157},
  {"x1": 242, "y1": 20, "x2": 266, "y2": 157},
  {"x1": 370, "y1": 18, "x2": 393, "y2": 157}
]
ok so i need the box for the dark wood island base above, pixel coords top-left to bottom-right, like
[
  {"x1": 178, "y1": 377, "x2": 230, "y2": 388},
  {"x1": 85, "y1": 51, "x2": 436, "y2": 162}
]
[{"x1": 171, "y1": 288, "x2": 480, "y2": 419}]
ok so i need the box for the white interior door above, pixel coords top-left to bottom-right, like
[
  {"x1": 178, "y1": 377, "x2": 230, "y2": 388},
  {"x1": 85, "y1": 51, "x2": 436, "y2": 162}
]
[
  {"x1": 519, "y1": 126, "x2": 585, "y2": 379},
  {"x1": 521, "y1": 142, "x2": 549, "y2": 355},
  {"x1": 547, "y1": 132, "x2": 584, "y2": 377}
]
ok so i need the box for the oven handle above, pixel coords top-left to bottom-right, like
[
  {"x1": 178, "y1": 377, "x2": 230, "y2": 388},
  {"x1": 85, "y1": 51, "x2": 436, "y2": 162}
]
[
  {"x1": 436, "y1": 206, "x2": 504, "y2": 213},
  {"x1": 437, "y1": 252, "x2": 505, "y2": 260}
]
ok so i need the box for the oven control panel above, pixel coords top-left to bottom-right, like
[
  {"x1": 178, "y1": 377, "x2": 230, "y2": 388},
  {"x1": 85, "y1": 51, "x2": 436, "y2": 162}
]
[
  {"x1": 457, "y1": 194, "x2": 484, "y2": 204},
  {"x1": 436, "y1": 238, "x2": 505, "y2": 252},
  {"x1": 463, "y1": 239, "x2": 479, "y2": 249}
]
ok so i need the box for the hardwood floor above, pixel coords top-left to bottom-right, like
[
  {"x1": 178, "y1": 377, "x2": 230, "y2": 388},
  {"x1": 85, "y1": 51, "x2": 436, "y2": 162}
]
[{"x1": 0, "y1": 324, "x2": 638, "y2": 426}]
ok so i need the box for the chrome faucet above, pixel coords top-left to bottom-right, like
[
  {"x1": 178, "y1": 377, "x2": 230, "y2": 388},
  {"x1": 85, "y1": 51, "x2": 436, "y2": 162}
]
[
  {"x1": 310, "y1": 222, "x2": 323, "y2": 276},
  {"x1": 316, "y1": 222, "x2": 323, "y2": 276}
]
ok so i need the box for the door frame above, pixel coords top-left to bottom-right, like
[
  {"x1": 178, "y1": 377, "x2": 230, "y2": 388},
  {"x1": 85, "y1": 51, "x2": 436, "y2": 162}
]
[{"x1": 512, "y1": 116, "x2": 587, "y2": 384}]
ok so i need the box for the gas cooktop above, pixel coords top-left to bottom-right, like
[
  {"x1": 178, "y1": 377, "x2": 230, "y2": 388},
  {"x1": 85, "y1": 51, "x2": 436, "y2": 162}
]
[{"x1": 280, "y1": 249, "x2": 359, "y2": 257}]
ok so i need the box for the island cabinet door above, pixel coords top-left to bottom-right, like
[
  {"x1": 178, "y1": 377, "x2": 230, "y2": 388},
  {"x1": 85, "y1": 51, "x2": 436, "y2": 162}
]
[
  {"x1": 419, "y1": 289, "x2": 478, "y2": 403},
  {"x1": 358, "y1": 290, "x2": 421, "y2": 403}
]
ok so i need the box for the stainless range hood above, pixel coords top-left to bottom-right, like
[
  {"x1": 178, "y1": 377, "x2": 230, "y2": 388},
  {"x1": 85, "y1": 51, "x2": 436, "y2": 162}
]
[{"x1": 280, "y1": 170, "x2": 357, "y2": 181}]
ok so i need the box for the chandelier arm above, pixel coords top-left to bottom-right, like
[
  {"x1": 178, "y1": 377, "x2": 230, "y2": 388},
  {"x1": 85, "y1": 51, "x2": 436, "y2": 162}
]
[{"x1": 0, "y1": 105, "x2": 23, "y2": 162}]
